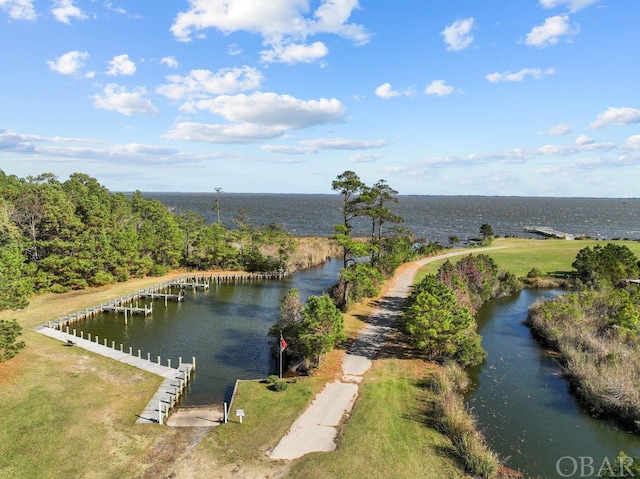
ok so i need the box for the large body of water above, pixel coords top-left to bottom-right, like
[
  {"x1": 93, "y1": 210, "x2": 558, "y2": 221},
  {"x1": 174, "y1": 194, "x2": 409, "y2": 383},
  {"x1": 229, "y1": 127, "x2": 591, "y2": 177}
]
[
  {"x1": 79, "y1": 194, "x2": 640, "y2": 477},
  {"x1": 143, "y1": 193, "x2": 640, "y2": 243}
]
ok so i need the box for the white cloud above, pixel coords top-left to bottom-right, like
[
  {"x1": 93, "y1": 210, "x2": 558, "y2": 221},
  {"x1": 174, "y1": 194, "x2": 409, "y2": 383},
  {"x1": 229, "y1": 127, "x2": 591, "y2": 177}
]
[
  {"x1": 375, "y1": 83, "x2": 399, "y2": 99},
  {"x1": 623, "y1": 135, "x2": 640, "y2": 150},
  {"x1": 106, "y1": 54, "x2": 136, "y2": 76},
  {"x1": 170, "y1": 0, "x2": 371, "y2": 65},
  {"x1": 51, "y1": 0, "x2": 86, "y2": 24},
  {"x1": 486, "y1": 67, "x2": 555, "y2": 82},
  {"x1": 262, "y1": 138, "x2": 387, "y2": 155},
  {"x1": 539, "y1": 0, "x2": 599, "y2": 13},
  {"x1": 47, "y1": 50, "x2": 90, "y2": 76},
  {"x1": 228, "y1": 43, "x2": 242, "y2": 56},
  {"x1": 526, "y1": 15, "x2": 577, "y2": 48},
  {"x1": 260, "y1": 41, "x2": 328, "y2": 64},
  {"x1": 157, "y1": 66, "x2": 263, "y2": 101},
  {"x1": 0, "y1": 129, "x2": 203, "y2": 166},
  {"x1": 160, "y1": 56, "x2": 179, "y2": 69},
  {"x1": 441, "y1": 18, "x2": 474, "y2": 52},
  {"x1": 92, "y1": 84, "x2": 159, "y2": 116},
  {"x1": 349, "y1": 152, "x2": 383, "y2": 163},
  {"x1": 575, "y1": 134, "x2": 594, "y2": 145},
  {"x1": 543, "y1": 123, "x2": 573, "y2": 135},
  {"x1": 393, "y1": 136, "x2": 618, "y2": 175},
  {"x1": 165, "y1": 92, "x2": 346, "y2": 144},
  {"x1": 186, "y1": 92, "x2": 345, "y2": 129},
  {"x1": 164, "y1": 122, "x2": 288, "y2": 144},
  {"x1": 0, "y1": 0, "x2": 36, "y2": 20},
  {"x1": 425, "y1": 80, "x2": 455, "y2": 96},
  {"x1": 375, "y1": 82, "x2": 413, "y2": 99},
  {"x1": 590, "y1": 107, "x2": 640, "y2": 129},
  {"x1": 300, "y1": 138, "x2": 387, "y2": 150}
]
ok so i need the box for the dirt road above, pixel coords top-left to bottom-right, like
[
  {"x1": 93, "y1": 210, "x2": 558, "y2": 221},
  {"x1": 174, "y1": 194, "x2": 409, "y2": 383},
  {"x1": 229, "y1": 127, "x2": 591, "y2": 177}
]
[{"x1": 269, "y1": 247, "x2": 505, "y2": 460}]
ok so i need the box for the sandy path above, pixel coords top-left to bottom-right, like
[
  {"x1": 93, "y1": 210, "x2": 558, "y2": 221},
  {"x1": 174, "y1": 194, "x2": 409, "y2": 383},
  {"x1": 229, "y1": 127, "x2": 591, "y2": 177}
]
[{"x1": 269, "y1": 246, "x2": 505, "y2": 460}]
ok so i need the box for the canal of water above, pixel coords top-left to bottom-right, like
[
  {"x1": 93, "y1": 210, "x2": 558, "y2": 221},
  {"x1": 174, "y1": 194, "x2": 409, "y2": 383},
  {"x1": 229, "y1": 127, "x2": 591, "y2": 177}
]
[
  {"x1": 467, "y1": 289, "x2": 640, "y2": 478},
  {"x1": 75, "y1": 265, "x2": 640, "y2": 477},
  {"x1": 73, "y1": 260, "x2": 342, "y2": 406}
]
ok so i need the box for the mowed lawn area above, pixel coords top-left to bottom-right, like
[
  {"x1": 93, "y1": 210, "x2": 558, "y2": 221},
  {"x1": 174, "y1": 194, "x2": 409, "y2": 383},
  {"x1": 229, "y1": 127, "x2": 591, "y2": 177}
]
[
  {"x1": 2, "y1": 238, "x2": 638, "y2": 478},
  {"x1": 416, "y1": 237, "x2": 640, "y2": 280}
]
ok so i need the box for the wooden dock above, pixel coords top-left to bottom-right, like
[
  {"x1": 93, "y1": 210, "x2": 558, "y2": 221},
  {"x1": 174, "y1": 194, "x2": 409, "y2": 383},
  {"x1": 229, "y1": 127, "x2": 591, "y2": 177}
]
[
  {"x1": 102, "y1": 304, "x2": 153, "y2": 315},
  {"x1": 170, "y1": 280, "x2": 210, "y2": 290},
  {"x1": 523, "y1": 226, "x2": 575, "y2": 240},
  {"x1": 34, "y1": 325, "x2": 195, "y2": 425},
  {"x1": 37, "y1": 270, "x2": 290, "y2": 424},
  {"x1": 139, "y1": 291, "x2": 184, "y2": 301}
]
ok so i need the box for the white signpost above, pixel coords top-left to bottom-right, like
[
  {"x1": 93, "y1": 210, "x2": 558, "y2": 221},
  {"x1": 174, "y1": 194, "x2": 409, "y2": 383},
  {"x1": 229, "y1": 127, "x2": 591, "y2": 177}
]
[{"x1": 236, "y1": 409, "x2": 245, "y2": 424}]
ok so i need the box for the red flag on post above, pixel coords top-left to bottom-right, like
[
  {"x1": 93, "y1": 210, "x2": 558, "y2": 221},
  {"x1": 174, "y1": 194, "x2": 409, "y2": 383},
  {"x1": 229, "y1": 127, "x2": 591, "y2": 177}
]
[{"x1": 280, "y1": 336, "x2": 287, "y2": 351}]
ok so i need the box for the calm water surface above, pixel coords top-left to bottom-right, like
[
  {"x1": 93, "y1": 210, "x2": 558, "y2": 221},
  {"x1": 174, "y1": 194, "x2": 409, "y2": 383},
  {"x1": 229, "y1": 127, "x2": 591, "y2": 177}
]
[
  {"x1": 74, "y1": 260, "x2": 342, "y2": 405},
  {"x1": 79, "y1": 193, "x2": 640, "y2": 476},
  {"x1": 467, "y1": 289, "x2": 640, "y2": 478}
]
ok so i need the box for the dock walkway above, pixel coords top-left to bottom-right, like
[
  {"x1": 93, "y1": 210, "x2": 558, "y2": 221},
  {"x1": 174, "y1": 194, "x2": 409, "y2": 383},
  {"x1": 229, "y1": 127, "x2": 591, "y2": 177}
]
[
  {"x1": 34, "y1": 325, "x2": 194, "y2": 424},
  {"x1": 524, "y1": 226, "x2": 575, "y2": 240}
]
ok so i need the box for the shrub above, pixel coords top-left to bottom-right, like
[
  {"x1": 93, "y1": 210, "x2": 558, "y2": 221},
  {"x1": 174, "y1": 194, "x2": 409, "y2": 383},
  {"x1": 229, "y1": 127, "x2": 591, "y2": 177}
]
[
  {"x1": 271, "y1": 380, "x2": 288, "y2": 392},
  {"x1": 0, "y1": 319, "x2": 25, "y2": 362}
]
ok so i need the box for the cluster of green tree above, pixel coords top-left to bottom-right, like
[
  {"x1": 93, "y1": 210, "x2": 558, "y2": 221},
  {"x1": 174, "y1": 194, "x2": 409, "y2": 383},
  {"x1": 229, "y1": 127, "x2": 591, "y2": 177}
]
[
  {"x1": 328, "y1": 170, "x2": 443, "y2": 310},
  {"x1": 526, "y1": 243, "x2": 640, "y2": 433},
  {"x1": 0, "y1": 171, "x2": 296, "y2": 297},
  {"x1": 268, "y1": 289, "x2": 346, "y2": 371},
  {"x1": 437, "y1": 254, "x2": 519, "y2": 314},
  {"x1": 269, "y1": 171, "x2": 445, "y2": 372},
  {"x1": 402, "y1": 254, "x2": 520, "y2": 367},
  {"x1": 572, "y1": 243, "x2": 640, "y2": 289}
]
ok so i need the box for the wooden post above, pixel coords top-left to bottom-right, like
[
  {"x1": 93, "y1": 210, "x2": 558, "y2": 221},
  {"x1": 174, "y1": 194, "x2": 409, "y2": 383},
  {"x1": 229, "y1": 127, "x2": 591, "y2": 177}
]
[
  {"x1": 147, "y1": 352, "x2": 151, "y2": 361},
  {"x1": 167, "y1": 359, "x2": 171, "y2": 368},
  {"x1": 157, "y1": 355, "x2": 161, "y2": 364},
  {"x1": 158, "y1": 401, "x2": 163, "y2": 425}
]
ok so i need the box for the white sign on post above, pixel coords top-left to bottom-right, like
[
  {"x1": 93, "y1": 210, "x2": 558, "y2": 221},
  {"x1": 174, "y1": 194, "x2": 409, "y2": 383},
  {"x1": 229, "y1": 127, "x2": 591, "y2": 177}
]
[{"x1": 236, "y1": 409, "x2": 245, "y2": 424}]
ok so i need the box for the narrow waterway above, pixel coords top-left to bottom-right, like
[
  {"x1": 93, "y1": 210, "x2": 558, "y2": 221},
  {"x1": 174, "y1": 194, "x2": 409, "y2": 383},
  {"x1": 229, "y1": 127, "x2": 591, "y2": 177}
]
[
  {"x1": 73, "y1": 260, "x2": 342, "y2": 406},
  {"x1": 466, "y1": 289, "x2": 640, "y2": 478}
]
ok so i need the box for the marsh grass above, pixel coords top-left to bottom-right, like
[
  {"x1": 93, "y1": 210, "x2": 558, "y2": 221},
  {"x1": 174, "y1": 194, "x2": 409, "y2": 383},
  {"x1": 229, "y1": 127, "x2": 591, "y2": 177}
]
[
  {"x1": 527, "y1": 293, "x2": 640, "y2": 432},
  {"x1": 427, "y1": 363, "x2": 501, "y2": 479}
]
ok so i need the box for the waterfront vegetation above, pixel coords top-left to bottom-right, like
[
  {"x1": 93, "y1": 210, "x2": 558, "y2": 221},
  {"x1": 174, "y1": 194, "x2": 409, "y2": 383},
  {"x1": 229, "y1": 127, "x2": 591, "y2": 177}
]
[
  {"x1": 4, "y1": 166, "x2": 640, "y2": 477},
  {"x1": 0, "y1": 170, "x2": 340, "y2": 300},
  {"x1": 401, "y1": 254, "x2": 519, "y2": 367},
  {"x1": 526, "y1": 243, "x2": 640, "y2": 433}
]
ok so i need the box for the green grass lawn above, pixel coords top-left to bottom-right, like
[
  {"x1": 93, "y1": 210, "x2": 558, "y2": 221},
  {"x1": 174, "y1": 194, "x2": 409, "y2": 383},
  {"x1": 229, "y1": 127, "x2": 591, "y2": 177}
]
[
  {"x1": 0, "y1": 332, "x2": 169, "y2": 479},
  {"x1": 287, "y1": 359, "x2": 470, "y2": 479},
  {"x1": 5, "y1": 237, "x2": 639, "y2": 478},
  {"x1": 417, "y1": 237, "x2": 640, "y2": 280}
]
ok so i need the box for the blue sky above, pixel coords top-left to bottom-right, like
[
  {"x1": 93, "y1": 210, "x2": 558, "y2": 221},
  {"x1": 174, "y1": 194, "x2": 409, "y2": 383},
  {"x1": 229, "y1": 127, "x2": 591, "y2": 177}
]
[{"x1": 1, "y1": 0, "x2": 639, "y2": 196}]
